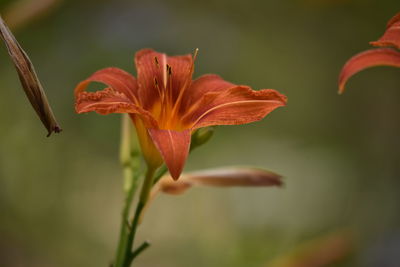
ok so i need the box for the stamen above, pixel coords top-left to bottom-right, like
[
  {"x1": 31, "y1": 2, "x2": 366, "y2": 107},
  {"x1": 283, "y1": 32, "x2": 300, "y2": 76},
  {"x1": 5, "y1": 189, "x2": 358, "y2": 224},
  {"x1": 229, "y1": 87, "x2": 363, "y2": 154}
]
[
  {"x1": 170, "y1": 48, "x2": 199, "y2": 118},
  {"x1": 166, "y1": 64, "x2": 172, "y2": 75},
  {"x1": 162, "y1": 59, "x2": 167, "y2": 89},
  {"x1": 193, "y1": 48, "x2": 199, "y2": 61},
  {"x1": 166, "y1": 64, "x2": 173, "y2": 109},
  {"x1": 154, "y1": 77, "x2": 164, "y2": 103},
  {"x1": 168, "y1": 66, "x2": 173, "y2": 94},
  {"x1": 154, "y1": 77, "x2": 160, "y2": 92},
  {"x1": 154, "y1": 56, "x2": 159, "y2": 67},
  {"x1": 154, "y1": 76, "x2": 167, "y2": 122}
]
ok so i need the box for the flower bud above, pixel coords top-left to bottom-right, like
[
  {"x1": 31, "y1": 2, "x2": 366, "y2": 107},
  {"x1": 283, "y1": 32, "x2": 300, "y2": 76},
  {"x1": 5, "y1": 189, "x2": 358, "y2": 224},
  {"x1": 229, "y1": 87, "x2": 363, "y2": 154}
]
[
  {"x1": 156, "y1": 167, "x2": 283, "y2": 196},
  {"x1": 190, "y1": 127, "x2": 214, "y2": 151}
]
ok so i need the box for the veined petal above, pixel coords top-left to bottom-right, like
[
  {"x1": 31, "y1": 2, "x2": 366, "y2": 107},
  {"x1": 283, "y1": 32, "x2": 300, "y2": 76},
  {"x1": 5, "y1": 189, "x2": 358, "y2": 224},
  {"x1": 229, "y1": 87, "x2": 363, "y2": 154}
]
[
  {"x1": 132, "y1": 115, "x2": 163, "y2": 168},
  {"x1": 76, "y1": 88, "x2": 141, "y2": 115},
  {"x1": 183, "y1": 86, "x2": 287, "y2": 129},
  {"x1": 135, "y1": 49, "x2": 193, "y2": 109},
  {"x1": 148, "y1": 129, "x2": 191, "y2": 180},
  {"x1": 370, "y1": 12, "x2": 400, "y2": 49},
  {"x1": 75, "y1": 67, "x2": 139, "y2": 104},
  {"x1": 180, "y1": 74, "x2": 235, "y2": 112},
  {"x1": 338, "y1": 48, "x2": 400, "y2": 94}
]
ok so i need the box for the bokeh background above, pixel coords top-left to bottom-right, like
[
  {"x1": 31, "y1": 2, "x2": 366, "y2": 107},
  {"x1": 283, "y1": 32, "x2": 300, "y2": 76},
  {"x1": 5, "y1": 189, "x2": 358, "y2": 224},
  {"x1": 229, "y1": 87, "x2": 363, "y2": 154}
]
[{"x1": 1, "y1": 0, "x2": 400, "y2": 266}]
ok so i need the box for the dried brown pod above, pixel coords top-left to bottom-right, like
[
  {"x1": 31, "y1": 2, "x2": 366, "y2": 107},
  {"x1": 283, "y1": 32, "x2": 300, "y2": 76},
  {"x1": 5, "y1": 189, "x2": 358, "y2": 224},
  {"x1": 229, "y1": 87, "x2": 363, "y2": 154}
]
[
  {"x1": 138, "y1": 167, "x2": 283, "y2": 223},
  {"x1": 0, "y1": 15, "x2": 61, "y2": 136},
  {"x1": 156, "y1": 167, "x2": 283, "y2": 195}
]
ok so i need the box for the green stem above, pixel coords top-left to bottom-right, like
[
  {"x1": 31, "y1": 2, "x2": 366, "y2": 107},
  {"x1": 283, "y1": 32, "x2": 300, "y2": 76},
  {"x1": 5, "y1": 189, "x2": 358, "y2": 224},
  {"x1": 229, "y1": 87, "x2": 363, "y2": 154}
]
[
  {"x1": 114, "y1": 166, "x2": 140, "y2": 267},
  {"x1": 114, "y1": 114, "x2": 141, "y2": 267},
  {"x1": 153, "y1": 165, "x2": 168, "y2": 185},
  {"x1": 130, "y1": 241, "x2": 151, "y2": 262},
  {"x1": 121, "y1": 166, "x2": 156, "y2": 267}
]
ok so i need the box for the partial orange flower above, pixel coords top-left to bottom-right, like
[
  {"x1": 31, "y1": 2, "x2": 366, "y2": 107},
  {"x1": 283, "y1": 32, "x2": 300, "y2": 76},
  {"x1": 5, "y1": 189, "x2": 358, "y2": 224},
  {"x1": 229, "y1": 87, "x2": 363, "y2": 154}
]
[
  {"x1": 339, "y1": 12, "x2": 400, "y2": 94},
  {"x1": 75, "y1": 49, "x2": 287, "y2": 179}
]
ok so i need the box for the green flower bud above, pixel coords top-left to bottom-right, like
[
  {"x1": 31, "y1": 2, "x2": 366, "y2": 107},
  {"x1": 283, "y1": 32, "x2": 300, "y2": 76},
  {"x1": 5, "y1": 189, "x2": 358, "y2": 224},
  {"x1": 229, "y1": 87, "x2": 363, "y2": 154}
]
[{"x1": 190, "y1": 127, "x2": 215, "y2": 151}]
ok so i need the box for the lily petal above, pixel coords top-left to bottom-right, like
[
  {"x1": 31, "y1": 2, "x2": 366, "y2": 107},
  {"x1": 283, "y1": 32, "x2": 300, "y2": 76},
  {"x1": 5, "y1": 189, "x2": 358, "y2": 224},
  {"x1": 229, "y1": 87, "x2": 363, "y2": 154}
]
[
  {"x1": 370, "y1": 12, "x2": 400, "y2": 49},
  {"x1": 180, "y1": 74, "x2": 235, "y2": 112},
  {"x1": 76, "y1": 88, "x2": 143, "y2": 115},
  {"x1": 387, "y1": 12, "x2": 400, "y2": 29},
  {"x1": 75, "y1": 67, "x2": 139, "y2": 104},
  {"x1": 183, "y1": 86, "x2": 287, "y2": 129},
  {"x1": 338, "y1": 48, "x2": 400, "y2": 94},
  {"x1": 135, "y1": 49, "x2": 193, "y2": 109},
  {"x1": 148, "y1": 129, "x2": 191, "y2": 180}
]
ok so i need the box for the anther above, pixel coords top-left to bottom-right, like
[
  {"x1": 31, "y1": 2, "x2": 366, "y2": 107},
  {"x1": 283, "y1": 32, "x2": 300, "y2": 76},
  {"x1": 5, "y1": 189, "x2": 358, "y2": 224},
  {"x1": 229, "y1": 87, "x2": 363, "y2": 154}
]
[
  {"x1": 154, "y1": 56, "x2": 159, "y2": 67},
  {"x1": 193, "y1": 48, "x2": 199, "y2": 60},
  {"x1": 166, "y1": 64, "x2": 172, "y2": 75}
]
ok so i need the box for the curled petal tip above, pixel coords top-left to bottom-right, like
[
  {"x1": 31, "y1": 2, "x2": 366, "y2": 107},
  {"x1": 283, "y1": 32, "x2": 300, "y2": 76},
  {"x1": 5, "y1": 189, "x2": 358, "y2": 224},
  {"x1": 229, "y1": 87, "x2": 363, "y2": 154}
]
[
  {"x1": 74, "y1": 67, "x2": 139, "y2": 104},
  {"x1": 369, "y1": 12, "x2": 400, "y2": 49},
  {"x1": 338, "y1": 85, "x2": 345, "y2": 95},
  {"x1": 387, "y1": 12, "x2": 400, "y2": 28},
  {"x1": 338, "y1": 48, "x2": 400, "y2": 93},
  {"x1": 339, "y1": 12, "x2": 400, "y2": 94}
]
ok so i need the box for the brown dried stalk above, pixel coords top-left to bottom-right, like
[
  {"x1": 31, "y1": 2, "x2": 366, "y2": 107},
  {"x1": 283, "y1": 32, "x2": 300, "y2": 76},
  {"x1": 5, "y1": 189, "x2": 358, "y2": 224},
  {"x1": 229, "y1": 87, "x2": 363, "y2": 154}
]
[{"x1": 0, "y1": 15, "x2": 61, "y2": 136}]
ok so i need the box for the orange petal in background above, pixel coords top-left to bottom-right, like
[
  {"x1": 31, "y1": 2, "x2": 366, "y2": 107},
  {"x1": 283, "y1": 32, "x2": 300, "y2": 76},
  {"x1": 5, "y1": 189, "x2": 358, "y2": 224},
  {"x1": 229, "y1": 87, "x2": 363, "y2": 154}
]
[
  {"x1": 338, "y1": 48, "x2": 400, "y2": 94},
  {"x1": 267, "y1": 230, "x2": 353, "y2": 267},
  {"x1": 370, "y1": 12, "x2": 400, "y2": 49}
]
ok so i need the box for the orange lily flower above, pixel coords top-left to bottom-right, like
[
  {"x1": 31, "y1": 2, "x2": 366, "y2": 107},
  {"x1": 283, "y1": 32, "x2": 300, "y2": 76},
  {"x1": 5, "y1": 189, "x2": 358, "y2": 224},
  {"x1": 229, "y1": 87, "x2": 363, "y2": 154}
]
[
  {"x1": 339, "y1": 12, "x2": 400, "y2": 93},
  {"x1": 75, "y1": 49, "x2": 287, "y2": 180}
]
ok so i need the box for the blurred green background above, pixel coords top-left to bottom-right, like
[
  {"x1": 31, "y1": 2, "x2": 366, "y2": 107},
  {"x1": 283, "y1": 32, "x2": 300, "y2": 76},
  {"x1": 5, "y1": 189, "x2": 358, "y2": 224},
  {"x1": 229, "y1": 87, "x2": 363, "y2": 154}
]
[{"x1": 1, "y1": 0, "x2": 400, "y2": 266}]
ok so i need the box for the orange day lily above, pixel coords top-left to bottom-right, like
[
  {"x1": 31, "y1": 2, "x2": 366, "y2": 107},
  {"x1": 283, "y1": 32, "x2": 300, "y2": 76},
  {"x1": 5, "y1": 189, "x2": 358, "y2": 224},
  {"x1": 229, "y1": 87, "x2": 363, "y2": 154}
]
[
  {"x1": 74, "y1": 49, "x2": 287, "y2": 180},
  {"x1": 339, "y1": 12, "x2": 400, "y2": 93}
]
